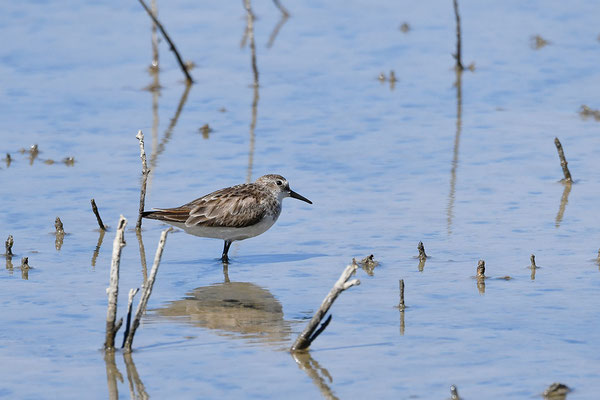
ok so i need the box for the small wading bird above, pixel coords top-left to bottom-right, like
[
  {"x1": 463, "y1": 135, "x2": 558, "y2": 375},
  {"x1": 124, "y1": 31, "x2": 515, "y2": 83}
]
[{"x1": 142, "y1": 174, "x2": 312, "y2": 263}]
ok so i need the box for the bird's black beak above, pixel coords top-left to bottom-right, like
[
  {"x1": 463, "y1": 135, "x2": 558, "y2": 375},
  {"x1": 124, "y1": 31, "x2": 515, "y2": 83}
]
[{"x1": 289, "y1": 189, "x2": 312, "y2": 204}]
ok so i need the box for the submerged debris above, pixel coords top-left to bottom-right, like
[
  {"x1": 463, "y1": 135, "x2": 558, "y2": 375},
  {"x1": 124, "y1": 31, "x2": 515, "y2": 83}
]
[
  {"x1": 543, "y1": 382, "x2": 571, "y2": 399},
  {"x1": 579, "y1": 105, "x2": 600, "y2": 121},
  {"x1": 63, "y1": 157, "x2": 75, "y2": 166},
  {"x1": 417, "y1": 241, "x2": 428, "y2": 261},
  {"x1": 476, "y1": 260, "x2": 486, "y2": 278},
  {"x1": 531, "y1": 34, "x2": 550, "y2": 49},
  {"x1": 5, "y1": 235, "x2": 14, "y2": 256},
  {"x1": 399, "y1": 22, "x2": 410, "y2": 33},
  {"x1": 356, "y1": 254, "x2": 379, "y2": 276},
  {"x1": 199, "y1": 123, "x2": 213, "y2": 139},
  {"x1": 55, "y1": 217, "x2": 65, "y2": 234}
]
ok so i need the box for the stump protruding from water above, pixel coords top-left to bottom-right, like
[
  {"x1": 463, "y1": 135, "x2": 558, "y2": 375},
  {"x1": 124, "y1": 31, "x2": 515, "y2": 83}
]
[
  {"x1": 554, "y1": 137, "x2": 573, "y2": 182},
  {"x1": 5, "y1": 235, "x2": 14, "y2": 256},
  {"x1": 356, "y1": 254, "x2": 379, "y2": 276},
  {"x1": 543, "y1": 382, "x2": 571, "y2": 399},
  {"x1": 417, "y1": 241, "x2": 428, "y2": 261},
  {"x1": 291, "y1": 263, "x2": 360, "y2": 352},
  {"x1": 476, "y1": 259, "x2": 485, "y2": 278},
  {"x1": 20, "y1": 257, "x2": 30, "y2": 270},
  {"x1": 91, "y1": 199, "x2": 107, "y2": 231},
  {"x1": 55, "y1": 217, "x2": 65, "y2": 234},
  {"x1": 398, "y1": 279, "x2": 406, "y2": 311},
  {"x1": 530, "y1": 254, "x2": 538, "y2": 269}
]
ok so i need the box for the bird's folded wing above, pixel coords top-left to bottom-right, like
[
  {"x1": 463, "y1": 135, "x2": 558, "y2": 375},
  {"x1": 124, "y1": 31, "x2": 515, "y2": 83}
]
[{"x1": 186, "y1": 193, "x2": 266, "y2": 228}]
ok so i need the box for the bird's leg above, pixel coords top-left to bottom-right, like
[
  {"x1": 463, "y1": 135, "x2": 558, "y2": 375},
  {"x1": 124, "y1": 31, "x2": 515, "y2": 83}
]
[{"x1": 221, "y1": 240, "x2": 232, "y2": 263}]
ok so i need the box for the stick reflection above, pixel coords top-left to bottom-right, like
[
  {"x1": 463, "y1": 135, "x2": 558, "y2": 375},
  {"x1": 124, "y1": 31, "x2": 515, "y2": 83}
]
[
  {"x1": 555, "y1": 181, "x2": 572, "y2": 228},
  {"x1": 447, "y1": 69, "x2": 463, "y2": 235},
  {"x1": 291, "y1": 352, "x2": 339, "y2": 400}
]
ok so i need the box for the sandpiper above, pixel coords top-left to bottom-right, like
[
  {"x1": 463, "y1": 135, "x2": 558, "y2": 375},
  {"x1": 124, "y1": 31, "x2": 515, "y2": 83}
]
[{"x1": 142, "y1": 174, "x2": 312, "y2": 263}]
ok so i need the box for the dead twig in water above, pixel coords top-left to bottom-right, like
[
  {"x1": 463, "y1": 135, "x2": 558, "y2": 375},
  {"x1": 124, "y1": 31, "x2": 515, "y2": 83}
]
[
  {"x1": 104, "y1": 216, "x2": 127, "y2": 351},
  {"x1": 5, "y1": 235, "x2": 14, "y2": 256},
  {"x1": 356, "y1": 255, "x2": 379, "y2": 276},
  {"x1": 476, "y1": 259, "x2": 486, "y2": 294},
  {"x1": 21, "y1": 257, "x2": 30, "y2": 280},
  {"x1": 55, "y1": 217, "x2": 65, "y2": 234},
  {"x1": 530, "y1": 254, "x2": 538, "y2": 269},
  {"x1": 137, "y1": 0, "x2": 193, "y2": 84},
  {"x1": 530, "y1": 254, "x2": 538, "y2": 280},
  {"x1": 123, "y1": 228, "x2": 172, "y2": 352},
  {"x1": 291, "y1": 263, "x2": 360, "y2": 352},
  {"x1": 452, "y1": 0, "x2": 464, "y2": 71},
  {"x1": 91, "y1": 199, "x2": 107, "y2": 231},
  {"x1": 136, "y1": 130, "x2": 150, "y2": 231},
  {"x1": 122, "y1": 288, "x2": 140, "y2": 348},
  {"x1": 417, "y1": 241, "x2": 428, "y2": 261},
  {"x1": 397, "y1": 279, "x2": 406, "y2": 310},
  {"x1": 554, "y1": 138, "x2": 573, "y2": 182}
]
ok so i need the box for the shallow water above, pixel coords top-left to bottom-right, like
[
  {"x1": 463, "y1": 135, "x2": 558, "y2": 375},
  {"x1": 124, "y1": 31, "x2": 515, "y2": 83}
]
[{"x1": 1, "y1": 0, "x2": 600, "y2": 398}]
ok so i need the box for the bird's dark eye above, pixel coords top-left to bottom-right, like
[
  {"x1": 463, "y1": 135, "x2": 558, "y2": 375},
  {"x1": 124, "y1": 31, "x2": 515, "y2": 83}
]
[{"x1": 276, "y1": 180, "x2": 283, "y2": 186}]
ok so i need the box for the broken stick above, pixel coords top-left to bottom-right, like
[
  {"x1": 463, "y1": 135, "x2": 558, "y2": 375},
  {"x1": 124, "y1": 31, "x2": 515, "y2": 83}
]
[{"x1": 291, "y1": 263, "x2": 360, "y2": 352}]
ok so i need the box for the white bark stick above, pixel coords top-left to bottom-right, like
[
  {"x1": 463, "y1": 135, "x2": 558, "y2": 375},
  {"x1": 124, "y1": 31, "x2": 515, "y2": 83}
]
[
  {"x1": 124, "y1": 228, "x2": 171, "y2": 351},
  {"x1": 136, "y1": 130, "x2": 150, "y2": 231},
  {"x1": 104, "y1": 216, "x2": 127, "y2": 350},
  {"x1": 291, "y1": 263, "x2": 360, "y2": 352}
]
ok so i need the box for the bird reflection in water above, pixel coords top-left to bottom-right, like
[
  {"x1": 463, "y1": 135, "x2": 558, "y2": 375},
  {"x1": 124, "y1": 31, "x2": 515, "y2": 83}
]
[{"x1": 153, "y1": 281, "x2": 292, "y2": 346}]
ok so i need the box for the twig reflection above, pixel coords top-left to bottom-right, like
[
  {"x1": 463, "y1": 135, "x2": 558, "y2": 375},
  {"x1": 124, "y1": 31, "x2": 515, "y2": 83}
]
[
  {"x1": 291, "y1": 351, "x2": 339, "y2": 400},
  {"x1": 242, "y1": 0, "x2": 259, "y2": 184},
  {"x1": 123, "y1": 352, "x2": 149, "y2": 400},
  {"x1": 104, "y1": 351, "x2": 122, "y2": 400},
  {"x1": 91, "y1": 229, "x2": 106, "y2": 268},
  {"x1": 148, "y1": 81, "x2": 192, "y2": 172},
  {"x1": 555, "y1": 181, "x2": 572, "y2": 228},
  {"x1": 103, "y1": 351, "x2": 148, "y2": 400},
  {"x1": 447, "y1": 68, "x2": 463, "y2": 235},
  {"x1": 267, "y1": 0, "x2": 290, "y2": 48}
]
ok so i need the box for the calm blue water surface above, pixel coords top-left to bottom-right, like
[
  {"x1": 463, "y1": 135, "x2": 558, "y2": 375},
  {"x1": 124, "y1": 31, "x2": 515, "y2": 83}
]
[{"x1": 1, "y1": 0, "x2": 599, "y2": 398}]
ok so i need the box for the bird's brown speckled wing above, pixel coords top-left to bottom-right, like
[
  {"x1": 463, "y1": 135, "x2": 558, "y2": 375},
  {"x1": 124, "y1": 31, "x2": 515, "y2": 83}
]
[{"x1": 144, "y1": 184, "x2": 271, "y2": 228}]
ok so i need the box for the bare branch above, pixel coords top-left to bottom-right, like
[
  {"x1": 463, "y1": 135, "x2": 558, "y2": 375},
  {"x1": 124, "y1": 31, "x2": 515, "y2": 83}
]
[
  {"x1": 291, "y1": 263, "x2": 360, "y2": 352},
  {"x1": 137, "y1": 0, "x2": 194, "y2": 83},
  {"x1": 124, "y1": 228, "x2": 172, "y2": 352},
  {"x1": 554, "y1": 137, "x2": 573, "y2": 182},
  {"x1": 91, "y1": 199, "x2": 107, "y2": 231},
  {"x1": 104, "y1": 216, "x2": 127, "y2": 350},
  {"x1": 136, "y1": 130, "x2": 150, "y2": 231}
]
